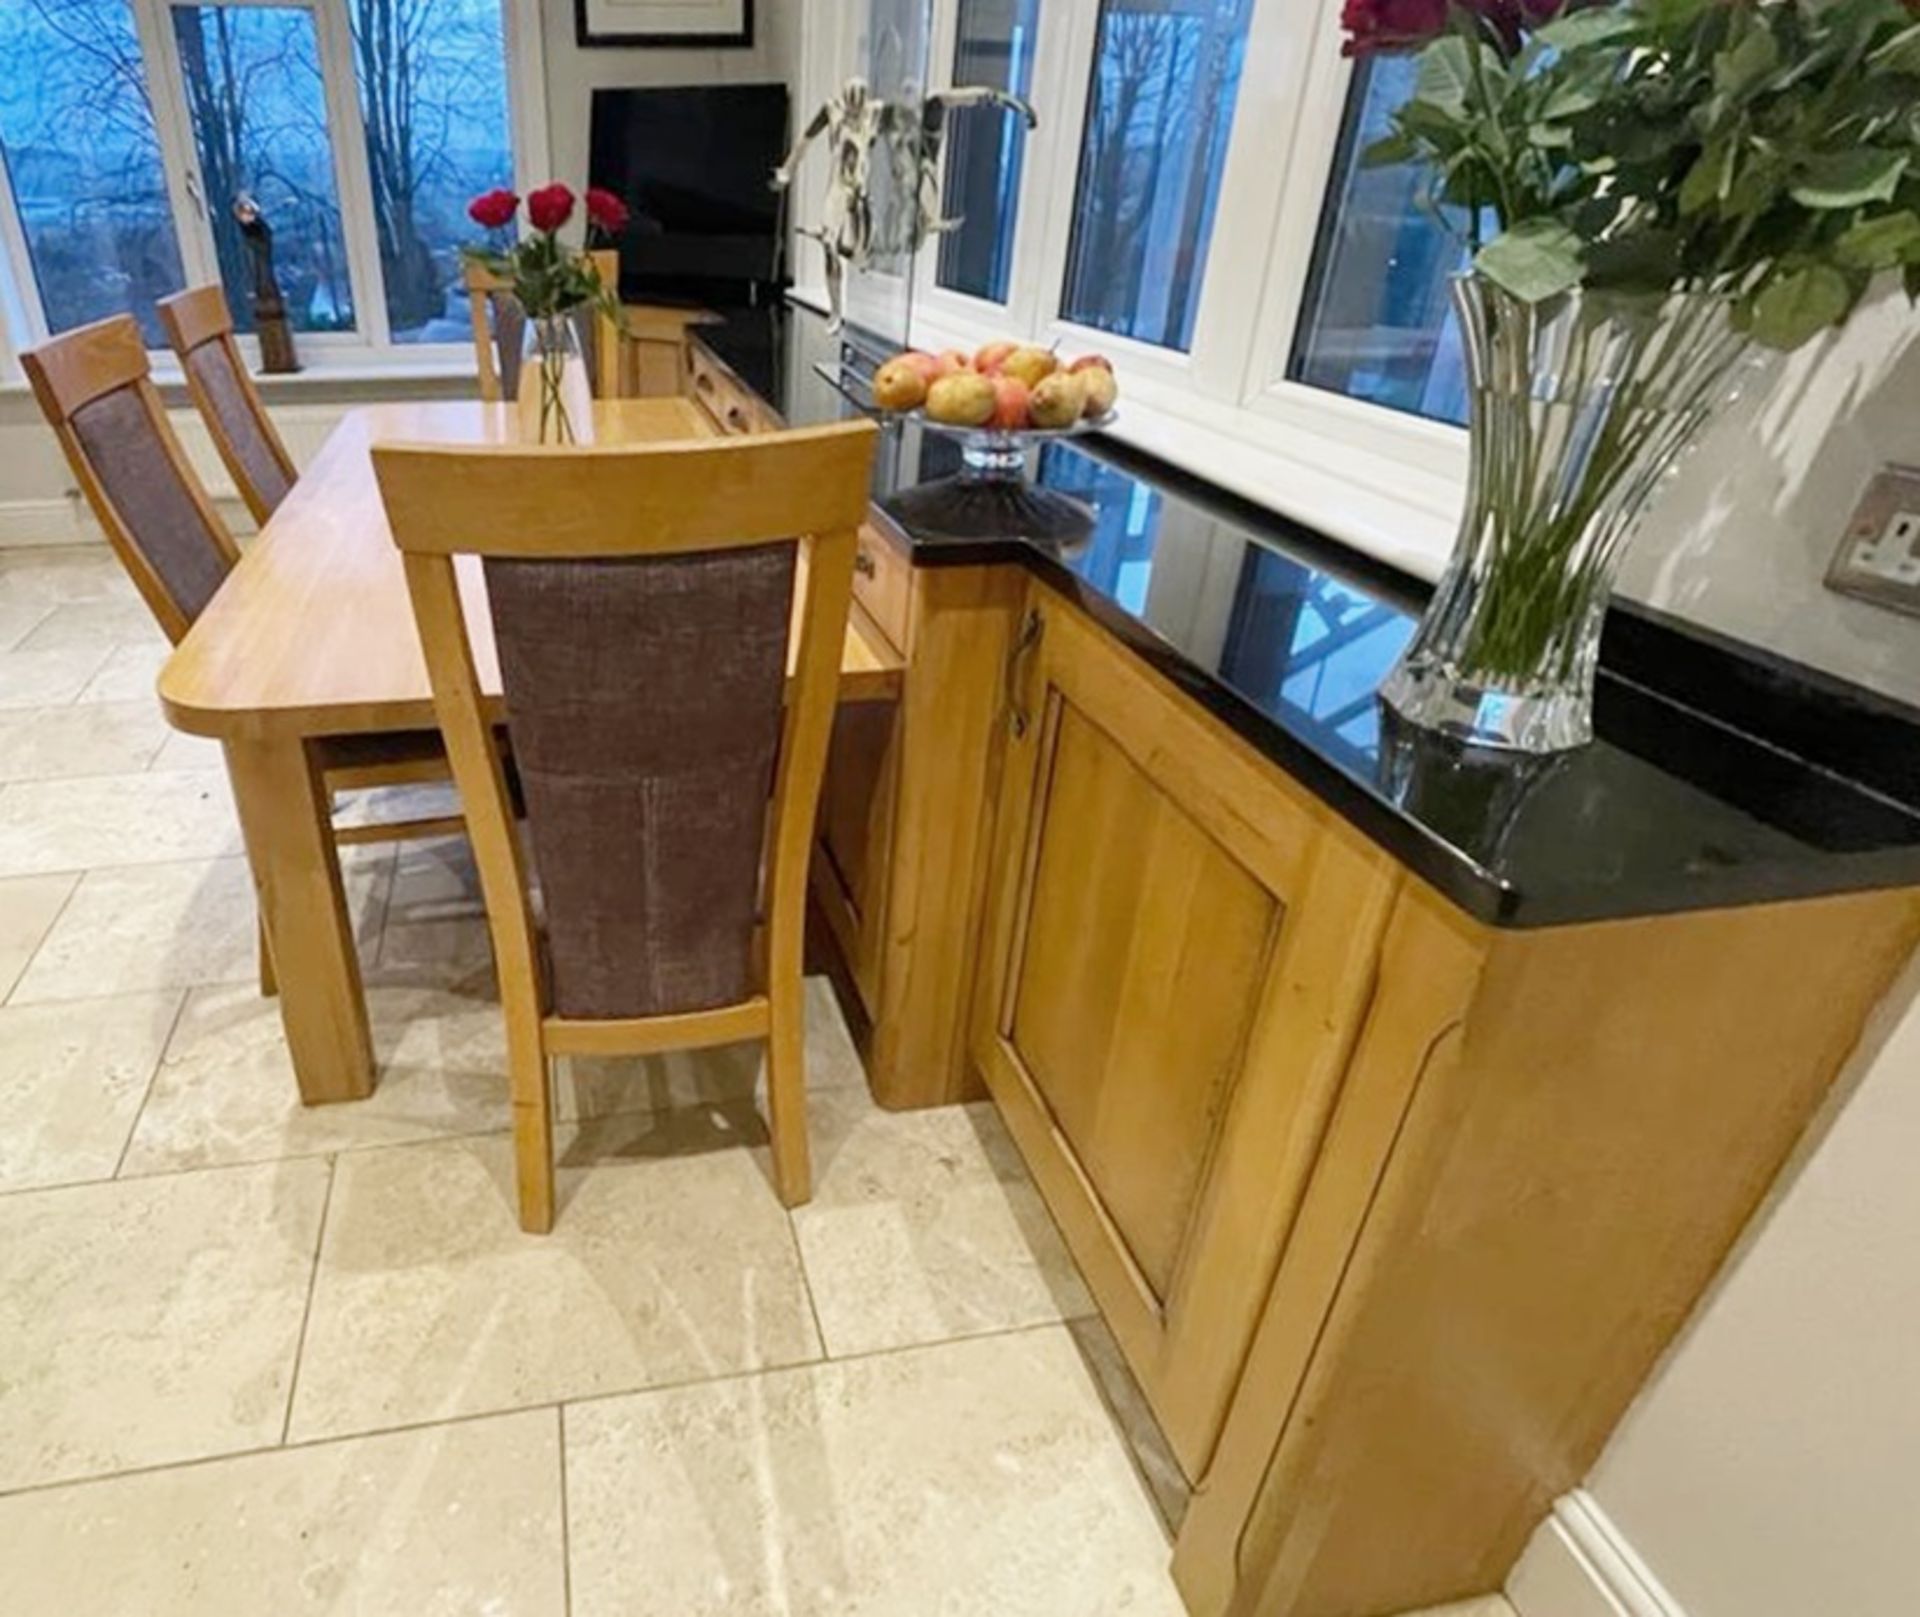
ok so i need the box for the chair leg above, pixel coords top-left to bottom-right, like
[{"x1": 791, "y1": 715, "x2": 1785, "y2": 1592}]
[
  {"x1": 257, "y1": 915, "x2": 278, "y2": 998},
  {"x1": 766, "y1": 977, "x2": 812, "y2": 1208},
  {"x1": 510, "y1": 1036, "x2": 555, "y2": 1234}
]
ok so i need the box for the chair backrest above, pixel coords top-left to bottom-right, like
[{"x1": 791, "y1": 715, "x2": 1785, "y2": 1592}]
[
  {"x1": 374, "y1": 420, "x2": 878, "y2": 1029},
  {"x1": 23, "y1": 315, "x2": 241, "y2": 645},
  {"x1": 464, "y1": 249, "x2": 622, "y2": 404},
  {"x1": 158, "y1": 284, "x2": 299, "y2": 529}
]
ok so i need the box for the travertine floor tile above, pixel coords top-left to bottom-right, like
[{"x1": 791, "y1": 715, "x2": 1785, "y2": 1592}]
[
  {"x1": 0, "y1": 595, "x2": 53, "y2": 653},
  {"x1": 122, "y1": 982, "x2": 511, "y2": 1174},
  {"x1": 14, "y1": 597, "x2": 165, "y2": 652},
  {"x1": 0, "y1": 1409, "x2": 566, "y2": 1616},
  {"x1": 0, "y1": 546, "x2": 136, "y2": 606},
  {"x1": 11, "y1": 851, "x2": 388, "y2": 1003},
  {"x1": 0, "y1": 700, "x2": 172, "y2": 783},
  {"x1": 0, "y1": 1158, "x2": 330, "y2": 1490},
  {"x1": 0, "y1": 644, "x2": 112, "y2": 710},
  {"x1": 147, "y1": 725, "x2": 222, "y2": 771},
  {"x1": 384, "y1": 833, "x2": 484, "y2": 927},
  {"x1": 790, "y1": 1087, "x2": 1093, "y2": 1357},
  {"x1": 564, "y1": 1328, "x2": 1183, "y2": 1617},
  {"x1": 288, "y1": 1131, "x2": 822, "y2": 1441},
  {"x1": 74, "y1": 642, "x2": 169, "y2": 704},
  {"x1": 0, "y1": 768, "x2": 240, "y2": 876},
  {"x1": 373, "y1": 913, "x2": 499, "y2": 997},
  {"x1": 0, "y1": 869, "x2": 77, "y2": 999},
  {"x1": 0, "y1": 991, "x2": 178, "y2": 1192}
]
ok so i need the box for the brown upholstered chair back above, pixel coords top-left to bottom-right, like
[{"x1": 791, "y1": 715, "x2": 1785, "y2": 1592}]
[
  {"x1": 464, "y1": 250, "x2": 622, "y2": 405},
  {"x1": 374, "y1": 420, "x2": 877, "y2": 1029},
  {"x1": 157, "y1": 285, "x2": 299, "y2": 528},
  {"x1": 23, "y1": 315, "x2": 241, "y2": 645}
]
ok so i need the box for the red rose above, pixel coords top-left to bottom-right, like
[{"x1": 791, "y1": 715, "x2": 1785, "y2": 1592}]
[
  {"x1": 526, "y1": 183, "x2": 575, "y2": 235},
  {"x1": 466, "y1": 188, "x2": 519, "y2": 230},
  {"x1": 1341, "y1": 0, "x2": 1449, "y2": 55},
  {"x1": 586, "y1": 187, "x2": 630, "y2": 235}
]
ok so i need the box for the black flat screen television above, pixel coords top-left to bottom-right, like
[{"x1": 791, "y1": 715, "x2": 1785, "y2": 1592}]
[{"x1": 587, "y1": 83, "x2": 789, "y2": 306}]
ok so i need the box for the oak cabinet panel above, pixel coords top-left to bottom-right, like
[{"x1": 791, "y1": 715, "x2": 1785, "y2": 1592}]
[{"x1": 973, "y1": 583, "x2": 1397, "y2": 1478}]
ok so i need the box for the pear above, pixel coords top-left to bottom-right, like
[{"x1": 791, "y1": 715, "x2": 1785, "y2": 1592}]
[
  {"x1": 1078, "y1": 365, "x2": 1119, "y2": 419},
  {"x1": 926, "y1": 371, "x2": 998, "y2": 427},
  {"x1": 1028, "y1": 371, "x2": 1086, "y2": 429},
  {"x1": 975, "y1": 340, "x2": 1019, "y2": 375},
  {"x1": 873, "y1": 357, "x2": 930, "y2": 412},
  {"x1": 1001, "y1": 345, "x2": 1059, "y2": 389}
]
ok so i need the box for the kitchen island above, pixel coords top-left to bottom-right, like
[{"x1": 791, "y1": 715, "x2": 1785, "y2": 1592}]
[{"x1": 684, "y1": 299, "x2": 1920, "y2": 1617}]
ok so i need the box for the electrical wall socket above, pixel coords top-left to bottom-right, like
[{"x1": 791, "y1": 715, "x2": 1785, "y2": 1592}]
[{"x1": 1826, "y1": 466, "x2": 1920, "y2": 618}]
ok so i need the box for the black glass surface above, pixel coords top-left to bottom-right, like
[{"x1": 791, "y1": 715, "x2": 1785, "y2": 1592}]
[{"x1": 698, "y1": 301, "x2": 1920, "y2": 928}]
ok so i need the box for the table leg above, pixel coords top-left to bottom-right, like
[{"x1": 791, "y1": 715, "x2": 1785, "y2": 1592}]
[{"x1": 224, "y1": 735, "x2": 375, "y2": 1104}]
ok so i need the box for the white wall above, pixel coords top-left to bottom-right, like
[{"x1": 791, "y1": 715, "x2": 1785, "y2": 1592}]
[
  {"x1": 1618, "y1": 285, "x2": 1920, "y2": 707},
  {"x1": 538, "y1": 0, "x2": 799, "y2": 191}
]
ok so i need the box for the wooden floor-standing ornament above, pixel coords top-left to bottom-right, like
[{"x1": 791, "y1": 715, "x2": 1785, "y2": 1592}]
[{"x1": 235, "y1": 195, "x2": 299, "y2": 375}]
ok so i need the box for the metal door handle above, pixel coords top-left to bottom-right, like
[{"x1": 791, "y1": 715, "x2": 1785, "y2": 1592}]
[{"x1": 1005, "y1": 607, "x2": 1044, "y2": 739}]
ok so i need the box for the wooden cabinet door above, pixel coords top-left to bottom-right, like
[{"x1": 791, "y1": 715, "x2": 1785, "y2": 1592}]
[{"x1": 972, "y1": 585, "x2": 1397, "y2": 1479}]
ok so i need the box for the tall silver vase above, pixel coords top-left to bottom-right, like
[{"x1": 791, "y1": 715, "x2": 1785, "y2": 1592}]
[{"x1": 1381, "y1": 275, "x2": 1754, "y2": 753}]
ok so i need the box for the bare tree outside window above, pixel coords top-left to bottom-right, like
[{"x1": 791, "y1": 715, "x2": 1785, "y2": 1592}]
[
  {"x1": 0, "y1": 0, "x2": 185, "y2": 342},
  {"x1": 172, "y1": 6, "x2": 356, "y2": 335},
  {"x1": 347, "y1": 0, "x2": 513, "y2": 343},
  {"x1": 1059, "y1": 0, "x2": 1251, "y2": 353}
]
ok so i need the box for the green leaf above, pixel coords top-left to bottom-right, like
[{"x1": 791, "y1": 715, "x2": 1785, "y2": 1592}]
[
  {"x1": 1529, "y1": 123, "x2": 1574, "y2": 150},
  {"x1": 1584, "y1": 227, "x2": 1684, "y2": 293},
  {"x1": 1680, "y1": 139, "x2": 1738, "y2": 217},
  {"x1": 1534, "y1": 11, "x2": 1640, "y2": 52},
  {"x1": 1749, "y1": 265, "x2": 1854, "y2": 350},
  {"x1": 1868, "y1": 22, "x2": 1920, "y2": 77},
  {"x1": 1790, "y1": 150, "x2": 1909, "y2": 210},
  {"x1": 1906, "y1": 260, "x2": 1920, "y2": 303},
  {"x1": 1714, "y1": 27, "x2": 1781, "y2": 97},
  {"x1": 1835, "y1": 210, "x2": 1920, "y2": 270},
  {"x1": 1474, "y1": 220, "x2": 1586, "y2": 303},
  {"x1": 1415, "y1": 37, "x2": 1477, "y2": 114},
  {"x1": 1361, "y1": 130, "x2": 1421, "y2": 168}
]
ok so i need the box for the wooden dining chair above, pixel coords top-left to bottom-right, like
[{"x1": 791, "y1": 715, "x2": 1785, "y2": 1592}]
[
  {"x1": 374, "y1": 419, "x2": 879, "y2": 1231},
  {"x1": 464, "y1": 249, "x2": 623, "y2": 403},
  {"x1": 23, "y1": 314, "x2": 464, "y2": 994},
  {"x1": 156, "y1": 285, "x2": 299, "y2": 530}
]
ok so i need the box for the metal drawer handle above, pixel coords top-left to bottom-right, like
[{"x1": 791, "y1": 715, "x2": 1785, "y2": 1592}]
[
  {"x1": 1005, "y1": 607, "x2": 1044, "y2": 739},
  {"x1": 854, "y1": 549, "x2": 877, "y2": 578}
]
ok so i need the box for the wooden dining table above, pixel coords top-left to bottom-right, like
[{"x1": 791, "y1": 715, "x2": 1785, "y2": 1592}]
[{"x1": 159, "y1": 397, "x2": 903, "y2": 1107}]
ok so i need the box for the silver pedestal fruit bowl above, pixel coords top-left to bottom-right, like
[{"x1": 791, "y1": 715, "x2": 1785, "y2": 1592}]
[{"x1": 881, "y1": 408, "x2": 1116, "y2": 548}]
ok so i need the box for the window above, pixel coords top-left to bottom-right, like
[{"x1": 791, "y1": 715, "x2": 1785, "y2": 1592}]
[
  {"x1": 1289, "y1": 57, "x2": 1473, "y2": 425},
  {"x1": 0, "y1": 1, "x2": 187, "y2": 345},
  {"x1": 348, "y1": 0, "x2": 515, "y2": 343},
  {"x1": 171, "y1": 5, "x2": 356, "y2": 335},
  {"x1": 0, "y1": 0, "x2": 525, "y2": 358},
  {"x1": 1058, "y1": 0, "x2": 1252, "y2": 352},
  {"x1": 935, "y1": 0, "x2": 1039, "y2": 305}
]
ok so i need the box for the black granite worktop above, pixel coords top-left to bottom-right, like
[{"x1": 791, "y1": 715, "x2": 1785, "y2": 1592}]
[{"x1": 692, "y1": 303, "x2": 1920, "y2": 930}]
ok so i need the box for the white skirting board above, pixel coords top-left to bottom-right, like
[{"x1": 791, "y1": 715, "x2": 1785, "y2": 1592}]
[
  {"x1": 0, "y1": 402, "x2": 347, "y2": 548},
  {"x1": 1507, "y1": 1492, "x2": 1689, "y2": 1617}
]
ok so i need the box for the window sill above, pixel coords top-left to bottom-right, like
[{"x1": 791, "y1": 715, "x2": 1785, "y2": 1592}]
[{"x1": 0, "y1": 351, "x2": 478, "y2": 398}]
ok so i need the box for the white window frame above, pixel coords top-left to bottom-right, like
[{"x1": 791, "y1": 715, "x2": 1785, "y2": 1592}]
[
  {"x1": 0, "y1": 0, "x2": 548, "y2": 378},
  {"x1": 895, "y1": 0, "x2": 1471, "y2": 575}
]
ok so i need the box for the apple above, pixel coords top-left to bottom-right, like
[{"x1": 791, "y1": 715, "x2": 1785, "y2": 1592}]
[
  {"x1": 974, "y1": 340, "x2": 1018, "y2": 375},
  {"x1": 926, "y1": 371, "x2": 997, "y2": 427},
  {"x1": 1068, "y1": 354, "x2": 1114, "y2": 375},
  {"x1": 1000, "y1": 345, "x2": 1058, "y2": 389},
  {"x1": 1078, "y1": 365, "x2": 1119, "y2": 420},
  {"x1": 989, "y1": 375, "x2": 1031, "y2": 431},
  {"x1": 1028, "y1": 371, "x2": 1086, "y2": 429},
  {"x1": 872, "y1": 357, "x2": 930, "y2": 412},
  {"x1": 934, "y1": 349, "x2": 973, "y2": 378}
]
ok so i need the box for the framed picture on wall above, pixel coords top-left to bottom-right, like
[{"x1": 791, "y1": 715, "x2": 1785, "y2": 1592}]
[{"x1": 575, "y1": 0, "x2": 753, "y2": 47}]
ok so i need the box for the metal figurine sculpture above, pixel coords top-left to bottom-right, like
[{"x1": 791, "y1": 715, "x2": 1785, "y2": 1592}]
[
  {"x1": 234, "y1": 195, "x2": 299, "y2": 374},
  {"x1": 772, "y1": 76, "x2": 1037, "y2": 330}
]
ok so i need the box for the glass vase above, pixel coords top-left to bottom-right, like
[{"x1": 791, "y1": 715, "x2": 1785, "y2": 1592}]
[
  {"x1": 519, "y1": 312, "x2": 593, "y2": 445},
  {"x1": 1380, "y1": 275, "x2": 1754, "y2": 753}
]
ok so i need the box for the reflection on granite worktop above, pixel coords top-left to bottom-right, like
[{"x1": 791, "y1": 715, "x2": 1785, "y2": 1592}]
[{"x1": 697, "y1": 300, "x2": 1920, "y2": 928}]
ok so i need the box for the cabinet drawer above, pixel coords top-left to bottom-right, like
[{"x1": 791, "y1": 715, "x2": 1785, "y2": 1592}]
[
  {"x1": 687, "y1": 344, "x2": 766, "y2": 435},
  {"x1": 852, "y1": 524, "x2": 911, "y2": 652}
]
